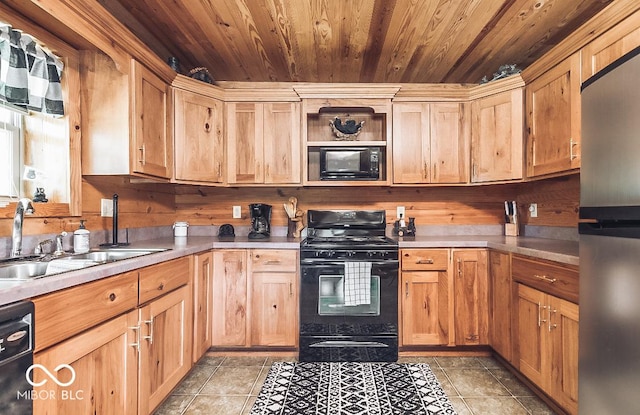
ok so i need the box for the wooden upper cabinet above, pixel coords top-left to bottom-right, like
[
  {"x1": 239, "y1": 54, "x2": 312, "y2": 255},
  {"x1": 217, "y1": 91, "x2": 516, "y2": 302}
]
[
  {"x1": 227, "y1": 102, "x2": 301, "y2": 185},
  {"x1": 393, "y1": 102, "x2": 469, "y2": 184},
  {"x1": 525, "y1": 53, "x2": 581, "y2": 178},
  {"x1": 471, "y1": 88, "x2": 524, "y2": 182},
  {"x1": 81, "y1": 52, "x2": 172, "y2": 179},
  {"x1": 132, "y1": 61, "x2": 172, "y2": 178},
  {"x1": 582, "y1": 9, "x2": 640, "y2": 82},
  {"x1": 173, "y1": 88, "x2": 224, "y2": 183}
]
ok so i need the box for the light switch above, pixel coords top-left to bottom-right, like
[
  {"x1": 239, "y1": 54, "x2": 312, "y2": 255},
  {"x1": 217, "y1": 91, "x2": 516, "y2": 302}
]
[{"x1": 232, "y1": 205, "x2": 241, "y2": 218}]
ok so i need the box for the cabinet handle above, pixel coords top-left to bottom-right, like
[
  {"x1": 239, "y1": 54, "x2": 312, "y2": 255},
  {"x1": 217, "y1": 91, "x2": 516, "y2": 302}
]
[
  {"x1": 570, "y1": 138, "x2": 577, "y2": 160},
  {"x1": 217, "y1": 162, "x2": 222, "y2": 178},
  {"x1": 129, "y1": 325, "x2": 141, "y2": 351},
  {"x1": 533, "y1": 274, "x2": 557, "y2": 283},
  {"x1": 138, "y1": 144, "x2": 146, "y2": 165},
  {"x1": 537, "y1": 302, "x2": 547, "y2": 327},
  {"x1": 548, "y1": 307, "x2": 557, "y2": 332},
  {"x1": 472, "y1": 163, "x2": 477, "y2": 178},
  {"x1": 416, "y1": 259, "x2": 434, "y2": 265},
  {"x1": 143, "y1": 317, "x2": 154, "y2": 344},
  {"x1": 289, "y1": 283, "x2": 293, "y2": 297},
  {"x1": 405, "y1": 282, "x2": 409, "y2": 298},
  {"x1": 457, "y1": 258, "x2": 462, "y2": 277},
  {"x1": 265, "y1": 260, "x2": 281, "y2": 265}
]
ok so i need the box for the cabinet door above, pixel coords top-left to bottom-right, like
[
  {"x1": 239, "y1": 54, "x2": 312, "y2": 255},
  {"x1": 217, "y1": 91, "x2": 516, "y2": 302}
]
[
  {"x1": 392, "y1": 102, "x2": 430, "y2": 183},
  {"x1": 489, "y1": 250, "x2": 513, "y2": 362},
  {"x1": 549, "y1": 296, "x2": 579, "y2": 415},
  {"x1": 227, "y1": 102, "x2": 264, "y2": 184},
  {"x1": 212, "y1": 250, "x2": 248, "y2": 346},
  {"x1": 33, "y1": 311, "x2": 138, "y2": 415},
  {"x1": 516, "y1": 283, "x2": 547, "y2": 388},
  {"x1": 138, "y1": 285, "x2": 193, "y2": 415},
  {"x1": 453, "y1": 249, "x2": 488, "y2": 345},
  {"x1": 471, "y1": 89, "x2": 523, "y2": 182},
  {"x1": 250, "y1": 271, "x2": 298, "y2": 346},
  {"x1": 401, "y1": 271, "x2": 449, "y2": 346},
  {"x1": 581, "y1": 10, "x2": 640, "y2": 81},
  {"x1": 430, "y1": 102, "x2": 469, "y2": 183},
  {"x1": 131, "y1": 60, "x2": 172, "y2": 178},
  {"x1": 263, "y1": 102, "x2": 301, "y2": 184},
  {"x1": 525, "y1": 53, "x2": 581, "y2": 177},
  {"x1": 174, "y1": 89, "x2": 224, "y2": 183},
  {"x1": 193, "y1": 251, "x2": 213, "y2": 362}
]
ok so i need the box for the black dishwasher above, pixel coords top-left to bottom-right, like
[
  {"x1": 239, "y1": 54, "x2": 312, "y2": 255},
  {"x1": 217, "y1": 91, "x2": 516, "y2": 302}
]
[{"x1": 0, "y1": 301, "x2": 34, "y2": 414}]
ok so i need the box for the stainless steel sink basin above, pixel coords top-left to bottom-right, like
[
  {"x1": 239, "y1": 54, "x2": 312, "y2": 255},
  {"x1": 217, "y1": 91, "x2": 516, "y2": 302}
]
[
  {"x1": 0, "y1": 261, "x2": 49, "y2": 280},
  {"x1": 69, "y1": 248, "x2": 168, "y2": 263},
  {"x1": 0, "y1": 248, "x2": 169, "y2": 282}
]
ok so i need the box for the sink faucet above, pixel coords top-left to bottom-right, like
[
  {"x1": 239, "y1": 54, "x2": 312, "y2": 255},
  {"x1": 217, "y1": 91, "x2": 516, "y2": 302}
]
[{"x1": 11, "y1": 198, "x2": 35, "y2": 257}]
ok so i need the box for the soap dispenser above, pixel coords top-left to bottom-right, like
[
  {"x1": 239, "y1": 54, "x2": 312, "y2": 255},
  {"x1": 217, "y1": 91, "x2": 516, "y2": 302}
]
[{"x1": 73, "y1": 220, "x2": 91, "y2": 253}]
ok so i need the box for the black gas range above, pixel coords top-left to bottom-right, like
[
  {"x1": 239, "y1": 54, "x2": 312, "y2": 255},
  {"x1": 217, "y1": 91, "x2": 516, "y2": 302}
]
[{"x1": 299, "y1": 210, "x2": 399, "y2": 362}]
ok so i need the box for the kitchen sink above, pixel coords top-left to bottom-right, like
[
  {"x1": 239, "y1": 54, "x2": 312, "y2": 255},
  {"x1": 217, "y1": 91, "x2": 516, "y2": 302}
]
[
  {"x1": 0, "y1": 261, "x2": 49, "y2": 280},
  {"x1": 68, "y1": 248, "x2": 168, "y2": 263},
  {"x1": 0, "y1": 248, "x2": 169, "y2": 281}
]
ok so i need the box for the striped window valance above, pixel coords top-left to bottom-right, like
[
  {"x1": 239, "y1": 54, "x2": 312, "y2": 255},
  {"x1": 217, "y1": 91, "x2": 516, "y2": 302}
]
[{"x1": 0, "y1": 23, "x2": 64, "y2": 116}]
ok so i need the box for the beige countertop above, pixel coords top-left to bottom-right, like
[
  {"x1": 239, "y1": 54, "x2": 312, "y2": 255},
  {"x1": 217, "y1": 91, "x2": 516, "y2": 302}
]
[{"x1": 0, "y1": 235, "x2": 577, "y2": 306}]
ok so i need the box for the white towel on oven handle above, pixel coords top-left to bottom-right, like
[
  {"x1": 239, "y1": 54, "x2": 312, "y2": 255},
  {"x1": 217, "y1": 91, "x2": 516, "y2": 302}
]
[{"x1": 344, "y1": 261, "x2": 372, "y2": 306}]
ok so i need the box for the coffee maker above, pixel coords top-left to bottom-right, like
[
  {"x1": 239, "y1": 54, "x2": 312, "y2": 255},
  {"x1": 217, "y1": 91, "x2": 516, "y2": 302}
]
[{"x1": 248, "y1": 203, "x2": 272, "y2": 239}]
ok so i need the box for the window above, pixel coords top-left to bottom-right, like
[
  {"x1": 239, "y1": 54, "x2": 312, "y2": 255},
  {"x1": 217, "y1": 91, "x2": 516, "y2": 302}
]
[{"x1": 0, "y1": 103, "x2": 24, "y2": 200}]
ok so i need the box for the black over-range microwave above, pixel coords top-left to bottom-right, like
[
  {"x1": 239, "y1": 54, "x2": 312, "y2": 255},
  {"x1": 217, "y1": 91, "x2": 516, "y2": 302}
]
[{"x1": 319, "y1": 147, "x2": 380, "y2": 180}]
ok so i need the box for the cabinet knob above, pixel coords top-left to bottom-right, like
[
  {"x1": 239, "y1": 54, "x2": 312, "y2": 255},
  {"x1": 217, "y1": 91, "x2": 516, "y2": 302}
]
[{"x1": 109, "y1": 293, "x2": 116, "y2": 302}]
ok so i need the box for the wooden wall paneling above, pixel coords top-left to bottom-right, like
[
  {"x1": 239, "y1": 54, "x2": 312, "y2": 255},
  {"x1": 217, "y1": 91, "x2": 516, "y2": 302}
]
[
  {"x1": 515, "y1": 174, "x2": 580, "y2": 227},
  {"x1": 173, "y1": 185, "x2": 519, "y2": 227}
]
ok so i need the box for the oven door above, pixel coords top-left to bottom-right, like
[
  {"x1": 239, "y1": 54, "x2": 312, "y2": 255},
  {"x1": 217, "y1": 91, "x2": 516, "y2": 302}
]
[{"x1": 299, "y1": 260, "x2": 398, "y2": 361}]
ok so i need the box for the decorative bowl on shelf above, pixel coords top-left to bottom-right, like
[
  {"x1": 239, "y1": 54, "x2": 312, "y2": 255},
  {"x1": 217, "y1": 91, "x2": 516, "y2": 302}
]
[{"x1": 329, "y1": 117, "x2": 364, "y2": 141}]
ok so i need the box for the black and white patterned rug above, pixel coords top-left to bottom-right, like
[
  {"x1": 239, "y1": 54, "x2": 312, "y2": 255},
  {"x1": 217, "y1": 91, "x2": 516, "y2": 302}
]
[{"x1": 250, "y1": 362, "x2": 457, "y2": 415}]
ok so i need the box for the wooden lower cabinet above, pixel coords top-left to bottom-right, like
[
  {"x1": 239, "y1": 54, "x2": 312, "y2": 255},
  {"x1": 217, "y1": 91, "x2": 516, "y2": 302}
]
[
  {"x1": 193, "y1": 250, "x2": 213, "y2": 362},
  {"x1": 211, "y1": 249, "x2": 299, "y2": 348},
  {"x1": 32, "y1": 256, "x2": 194, "y2": 415},
  {"x1": 138, "y1": 284, "x2": 193, "y2": 414},
  {"x1": 489, "y1": 250, "x2": 513, "y2": 363},
  {"x1": 516, "y1": 283, "x2": 579, "y2": 415},
  {"x1": 452, "y1": 249, "x2": 489, "y2": 345},
  {"x1": 400, "y1": 249, "x2": 452, "y2": 346},
  {"x1": 33, "y1": 311, "x2": 138, "y2": 415},
  {"x1": 212, "y1": 249, "x2": 248, "y2": 346}
]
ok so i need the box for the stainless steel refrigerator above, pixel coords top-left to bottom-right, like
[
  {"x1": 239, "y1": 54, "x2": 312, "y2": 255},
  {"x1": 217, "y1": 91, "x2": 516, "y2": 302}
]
[{"x1": 579, "y1": 46, "x2": 640, "y2": 414}]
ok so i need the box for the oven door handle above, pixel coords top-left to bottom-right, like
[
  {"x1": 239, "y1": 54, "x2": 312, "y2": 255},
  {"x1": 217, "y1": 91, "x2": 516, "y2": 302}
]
[
  {"x1": 301, "y1": 261, "x2": 398, "y2": 268},
  {"x1": 309, "y1": 340, "x2": 389, "y2": 348}
]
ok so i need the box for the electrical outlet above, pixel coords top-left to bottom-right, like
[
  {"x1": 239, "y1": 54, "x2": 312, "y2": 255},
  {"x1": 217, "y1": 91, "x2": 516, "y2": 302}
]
[
  {"x1": 529, "y1": 203, "x2": 538, "y2": 218},
  {"x1": 101, "y1": 199, "x2": 113, "y2": 217},
  {"x1": 396, "y1": 206, "x2": 405, "y2": 219},
  {"x1": 232, "y1": 205, "x2": 242, "y2": 219}
]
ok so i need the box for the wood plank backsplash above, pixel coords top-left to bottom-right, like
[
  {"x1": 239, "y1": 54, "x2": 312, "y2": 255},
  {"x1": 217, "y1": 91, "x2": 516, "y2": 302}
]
[{"x1": 4, "y1": 174, "x2": 579, "y2": 238}]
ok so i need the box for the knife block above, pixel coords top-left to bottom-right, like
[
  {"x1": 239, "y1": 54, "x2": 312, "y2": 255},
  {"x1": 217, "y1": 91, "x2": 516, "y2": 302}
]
[{"x1": 505, "y1": 223, "x2": 519, "y2": 236}]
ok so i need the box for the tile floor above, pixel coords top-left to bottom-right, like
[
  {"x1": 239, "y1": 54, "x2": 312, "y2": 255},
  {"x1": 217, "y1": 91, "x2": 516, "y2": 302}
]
[{"x1": 153, "y1": 355, "x2": 558, "y2": 415}]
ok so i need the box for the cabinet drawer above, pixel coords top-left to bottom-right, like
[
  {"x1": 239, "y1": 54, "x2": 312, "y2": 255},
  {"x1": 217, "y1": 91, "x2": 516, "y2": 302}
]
[
  {"x1": 250, "y1": 249, "x2": 298, "y2": 272},
  {"x1": 33, "y1": 271, "x2": 139, "y2": 351},
  {"x1": 401, "y1": 249, "x2": 449, "y2": 271},
  {"x1": 512, "y1": 255, "x2": 579, "y2": 304},
  {"x1": 139, "y1": 256, "x2": 191, "y2": 304}
]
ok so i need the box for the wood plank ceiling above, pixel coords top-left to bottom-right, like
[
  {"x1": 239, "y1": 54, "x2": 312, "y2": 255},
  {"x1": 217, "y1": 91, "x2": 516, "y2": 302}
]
[{"x1": 100, "y1": 0, "x2": 612, "y2": 84}]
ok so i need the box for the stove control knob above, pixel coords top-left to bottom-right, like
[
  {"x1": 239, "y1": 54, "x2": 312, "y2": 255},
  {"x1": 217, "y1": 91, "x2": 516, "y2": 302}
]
[
  {"x1": 326, "y1": 250, "x2": 336, "y2": 258},
  {"x1": 346, "y1": 250, "x2": 357, "y2": 257},
  {"x1": 366, "y1": 251, "x2": 377, "y2": 258}
]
